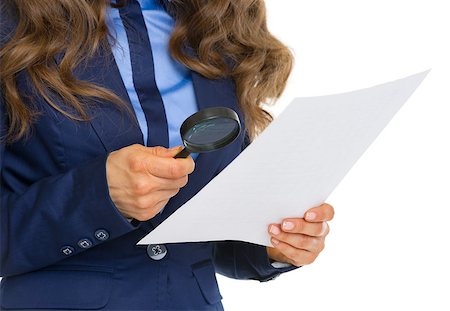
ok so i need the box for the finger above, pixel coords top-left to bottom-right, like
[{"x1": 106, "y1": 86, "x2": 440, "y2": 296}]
[
  {"x1": 133, "y1": 189, "x2": 180, "y2": 210},
  {"x1": 153, "y1": 199, "x2": 170, "y2": 213},
  {"x1": 141, "y1": 155, "x2": 195, "y2": 179},
  {"x1": 130, "y1": 146, "x2": 195, "y2": 178},
  {"x1": 304, "y1": 203, "x2": 335, "y2": 222},
  {"x1": 279, "y1": 218, "x2": 325, "y2": 237},
  {"x1": 133, "y1": 199, "x2": 169, "y2": 221},
  {"x1": 320, "y1": 221, "x2": 330, "y2": 237},
  {"x1": 150, "y1": 174, "x2": 189, "y2": 191},
  {"x1": 270, "y1": 238, "x2": 318, "y2": 267},
  {"x1": 145, "y1": 145, "x2": 184, "y2": 158},
  {"x1": 130, "y1": 174, "x2": 188, "y2": 196},
  {"x1": 269, "y1": 225, "x2": 324, "y2": 253},
  {"x1": 147, "y1": 146, "x2": 196, "y2": 168}
]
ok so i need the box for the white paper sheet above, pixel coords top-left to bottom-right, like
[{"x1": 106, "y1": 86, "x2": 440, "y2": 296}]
[{"x1": 138, "y1": 71, "x2": 429, "y2": 247}]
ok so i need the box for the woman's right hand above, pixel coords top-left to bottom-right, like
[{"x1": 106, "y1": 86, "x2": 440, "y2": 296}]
[{"x1": 105, "y1": 144, "x2": 195, "y2": 221}]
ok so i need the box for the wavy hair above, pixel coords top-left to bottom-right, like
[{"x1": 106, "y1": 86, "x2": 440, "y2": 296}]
[{"x1": 0, "y1": 0, "x2": 293, "y2": 143}]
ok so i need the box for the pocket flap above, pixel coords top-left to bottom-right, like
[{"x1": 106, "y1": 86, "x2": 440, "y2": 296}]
[{"x1": 1, "y1": 268, "x2": 113, "y2": 310}]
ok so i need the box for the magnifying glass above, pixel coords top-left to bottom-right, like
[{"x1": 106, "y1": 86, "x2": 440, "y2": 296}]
[{"x1": 174, "y1": 107, "x2": 241, "y2": 159}]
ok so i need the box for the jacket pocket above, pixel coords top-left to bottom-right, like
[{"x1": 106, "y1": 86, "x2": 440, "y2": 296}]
[
  {"x1": 191, "y1": 260, "x2": 222, "y2": 305},
  {"x1": 0, "y1": 266, "x2": 113, "y2": 310}
]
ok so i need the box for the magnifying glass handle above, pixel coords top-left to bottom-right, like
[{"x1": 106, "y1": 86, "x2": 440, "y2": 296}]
[{"x1": 174, "y1": 147, "x2": 191, "y2": 159}]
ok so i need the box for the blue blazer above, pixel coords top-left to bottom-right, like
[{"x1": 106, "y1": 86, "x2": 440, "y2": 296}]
[{"x1": 0, "y1": 8, "x2": 296, "y2": 311}]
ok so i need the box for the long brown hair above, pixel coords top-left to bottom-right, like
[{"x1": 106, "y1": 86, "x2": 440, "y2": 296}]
[{"x1": 0, "y1": 0, "x2": 293, "y2": 143}]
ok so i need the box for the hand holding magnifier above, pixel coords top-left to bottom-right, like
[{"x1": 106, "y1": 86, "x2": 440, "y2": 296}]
[
  {"x1": 174, "y1": 107, "x2": 241, "y2": 158},
  {"x1": 127, "y1": 107, "x2": 240, "y2": 225}
]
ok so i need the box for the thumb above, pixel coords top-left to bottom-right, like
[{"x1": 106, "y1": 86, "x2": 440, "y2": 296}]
[
  {"x1": 151, "y1": 145, "x2": 184, "y2": 158},
  {"x1": 166, "y1": 146, "x2": 184, "y2": 158}
]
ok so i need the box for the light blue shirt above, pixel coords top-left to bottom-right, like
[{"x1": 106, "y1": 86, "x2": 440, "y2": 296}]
[{"x1": 106, "y1": 0, "x2": 199, "y2": 159}]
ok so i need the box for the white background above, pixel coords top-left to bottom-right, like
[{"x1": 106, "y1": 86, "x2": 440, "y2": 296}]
[
  {"x1": 218, "y1": 0, "x2": 450, "y2": 310},
  {"x1": 1, "y1": 1, "x2": 448, "y2": 310}
]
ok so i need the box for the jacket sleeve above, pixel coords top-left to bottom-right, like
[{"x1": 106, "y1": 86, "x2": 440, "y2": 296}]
[
  {"x1": 213, "y1": 241, "x2": 299, "y2": 282},
  {"x1": 212, "y1": 130, "x2": 299, "y2": 282},
  {"x1": 0, "y1": 96, "x2": 137, "y2": 277}
]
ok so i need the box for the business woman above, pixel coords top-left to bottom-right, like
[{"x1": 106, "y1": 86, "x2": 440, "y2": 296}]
[{"x1": 0, "y1": 0, "x2": 335, "y2": 309}]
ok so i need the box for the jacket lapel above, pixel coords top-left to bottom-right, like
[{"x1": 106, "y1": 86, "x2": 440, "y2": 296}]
[
  {"x1": 191, "y1": 70, "x2": 246, "y2": 164},
  {"x1": 72, "y1": 44, "x2": 145, "y2": 153}
]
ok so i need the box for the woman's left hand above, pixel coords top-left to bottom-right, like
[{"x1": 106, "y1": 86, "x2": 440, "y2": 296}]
[{"x1": 266, "y1": 203, "x2": 334, "y2": 267}]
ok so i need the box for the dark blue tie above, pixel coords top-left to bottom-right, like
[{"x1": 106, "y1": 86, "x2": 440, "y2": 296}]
[{"x1": 119, "y1": 0, "x2": 169, "y2": 148}]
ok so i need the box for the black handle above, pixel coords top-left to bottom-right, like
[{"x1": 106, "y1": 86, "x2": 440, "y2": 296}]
[{"x1": 174, "y1": 147, "x2": 191, "y2": 159}]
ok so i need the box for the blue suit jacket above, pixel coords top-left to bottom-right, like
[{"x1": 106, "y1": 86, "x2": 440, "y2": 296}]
[{"x1": 0, "y1": 6, "x2": 296, "y2": 310}]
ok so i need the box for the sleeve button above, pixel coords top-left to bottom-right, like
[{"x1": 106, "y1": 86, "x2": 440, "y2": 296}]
[
  {"x1": 94, "y1": 229, "x2": 110, "y2": 241},
  {"x1": 61, "y1": 246, "x2": 75, "y2": 256},
  {"x1": 77, "y1": 238, "x2": 93, "y2": 249}
]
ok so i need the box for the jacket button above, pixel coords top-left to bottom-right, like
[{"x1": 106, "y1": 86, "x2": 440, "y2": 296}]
[
  {"x1": 77, "y1": 238, "x2": 93, "y2": 249},
  {"x1": 94, "y1": 229, "x2": 110, "y2": 241},
  {"x1": 61, "y1": 246, "x2": 75, "y2": 256},
  {"x1": 147, "y1": 244, "x2": 167, "y2": 260}
]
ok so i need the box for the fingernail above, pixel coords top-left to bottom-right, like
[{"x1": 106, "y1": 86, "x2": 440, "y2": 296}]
[
  {"x1": 305, "y1": 212, "x2": 316, "y2": 221},
  {"x1": 282, "y1": 221, "x2": 294, "y2": 231},
  {"x1": 271, "y1": 238, "x2": 280, "y2": 245},
  {"x1": 269, "y1": 225, "x2": 280, "y2": 235}
]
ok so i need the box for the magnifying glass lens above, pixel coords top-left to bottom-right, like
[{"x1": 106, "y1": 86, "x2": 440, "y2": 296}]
[
  {"x1": 185, "y1": 118, "x2": 238, "y2": 147},
  {"x1": 174, "y1": 107, "x2": 241, "y2": 158}
]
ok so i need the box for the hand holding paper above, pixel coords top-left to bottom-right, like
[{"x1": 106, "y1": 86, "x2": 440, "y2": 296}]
[
  {"x1": 138, "y1": 71, "x2": 429, "y2": 247},
  {"x1": 267, "y1": 202, "x2": 334, "y2": 266}
]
